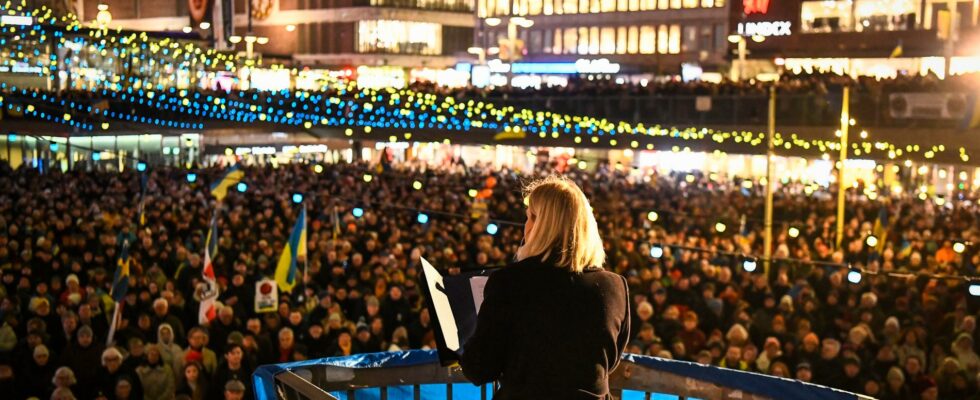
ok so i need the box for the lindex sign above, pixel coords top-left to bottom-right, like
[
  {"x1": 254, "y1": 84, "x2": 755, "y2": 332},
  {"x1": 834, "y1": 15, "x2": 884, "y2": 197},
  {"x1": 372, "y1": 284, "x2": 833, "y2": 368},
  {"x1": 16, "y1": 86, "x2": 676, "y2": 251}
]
[{"x1": 733, "y1": 0, "x2": 802, "y2": 37}]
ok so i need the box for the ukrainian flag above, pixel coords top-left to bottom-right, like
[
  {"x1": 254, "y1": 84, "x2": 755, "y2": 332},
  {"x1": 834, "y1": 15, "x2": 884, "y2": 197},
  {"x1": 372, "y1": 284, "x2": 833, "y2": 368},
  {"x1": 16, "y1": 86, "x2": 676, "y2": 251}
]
[
  {"x1": 210, "y1": 165, "x2": 244, "y2": 201},
  {"x1": 110, "y1": 240, "x2": 131, "y2": 302},
  {"x1": 872, "y1": 206, "x2": 889, "y2": 253},
  {"x1": 275, "y1": 208, "x2": 307, "y2": 293},
  {"x1": 961, "y1": 94, "x2": 980, "y2": 129}
]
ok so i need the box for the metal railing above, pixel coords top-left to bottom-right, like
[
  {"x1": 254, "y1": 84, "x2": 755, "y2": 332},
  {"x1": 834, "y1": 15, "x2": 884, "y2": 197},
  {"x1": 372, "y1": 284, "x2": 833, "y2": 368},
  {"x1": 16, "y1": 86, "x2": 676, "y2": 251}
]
[
  {"x1": 466, "y1": 92, "x2": 969, "y2": 129},
  {"x1": 256, "y1": 351, "x2": 872, "y2": 400}
]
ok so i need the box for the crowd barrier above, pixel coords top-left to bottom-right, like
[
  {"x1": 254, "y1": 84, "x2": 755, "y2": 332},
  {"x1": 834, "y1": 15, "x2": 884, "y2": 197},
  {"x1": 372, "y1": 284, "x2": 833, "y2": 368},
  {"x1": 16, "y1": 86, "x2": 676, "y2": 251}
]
[{"x1": 253, "y1": 350, "x2": 874, "y2": 400}]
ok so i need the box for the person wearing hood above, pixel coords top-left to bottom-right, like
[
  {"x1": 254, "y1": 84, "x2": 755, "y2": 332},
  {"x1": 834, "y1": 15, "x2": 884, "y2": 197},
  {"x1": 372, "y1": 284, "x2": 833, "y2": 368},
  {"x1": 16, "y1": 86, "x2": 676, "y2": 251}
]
[
  {"x1": 58, "y1": 326, "x2": 104, "y2": 400},
  {"x1": 156, "y1": 323, "x2": 183, "y2": 373},
  {"x1": 136, "y1": 344, "x2": 175, "y2": 400},
  {"x1": 953, "y1": 332, "x2": 980, "y2": 376}
]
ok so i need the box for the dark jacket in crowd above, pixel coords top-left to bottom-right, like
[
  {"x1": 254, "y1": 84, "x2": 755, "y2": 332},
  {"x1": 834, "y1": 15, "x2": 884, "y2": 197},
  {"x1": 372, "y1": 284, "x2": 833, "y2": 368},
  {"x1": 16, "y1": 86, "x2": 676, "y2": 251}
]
[{"x1": 461, "y1": 256, "x2": 631, "y2": 400}]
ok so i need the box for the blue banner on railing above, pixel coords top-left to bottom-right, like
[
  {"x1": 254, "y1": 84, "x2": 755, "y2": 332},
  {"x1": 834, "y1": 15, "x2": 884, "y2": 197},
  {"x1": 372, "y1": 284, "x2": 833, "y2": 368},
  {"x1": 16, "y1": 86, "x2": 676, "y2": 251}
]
[{"x1": 254, "y1": 350, "x2": 865, "y2": 400}]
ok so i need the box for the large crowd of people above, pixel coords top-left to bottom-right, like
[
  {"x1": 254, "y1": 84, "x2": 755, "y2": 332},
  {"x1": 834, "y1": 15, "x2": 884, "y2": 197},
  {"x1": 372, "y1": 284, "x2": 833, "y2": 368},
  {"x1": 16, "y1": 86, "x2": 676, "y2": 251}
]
[{"x1": 0, "y1": 155, "x2": 978, "y2": 400}]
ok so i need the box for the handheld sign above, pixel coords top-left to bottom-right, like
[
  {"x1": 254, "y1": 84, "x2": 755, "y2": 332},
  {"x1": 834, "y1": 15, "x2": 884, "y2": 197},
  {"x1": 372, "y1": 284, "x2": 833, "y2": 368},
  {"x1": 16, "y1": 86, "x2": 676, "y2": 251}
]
[
  {"x1": 255, "y1": 278, "x2": 278, "y2": 313},
  {"x1": 419, "y1": 257, "x2": 495, "y2": 365}
]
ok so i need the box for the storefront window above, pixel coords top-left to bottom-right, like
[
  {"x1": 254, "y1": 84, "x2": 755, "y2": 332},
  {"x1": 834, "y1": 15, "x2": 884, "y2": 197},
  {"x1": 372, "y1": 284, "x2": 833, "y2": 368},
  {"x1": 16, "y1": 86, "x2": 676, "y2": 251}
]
[
  {"x1": 578, "y1": 27, "x2": 590, "y2": 54},
  {"x1": 357, "y1": 20, "x2": 442, "y2": 55},
  {"x1": 683, "y1": 0, "x2": 698, "y2": 8},
  {"x1": 657, "y1": 0, "x2": 668, "y2": 10}
]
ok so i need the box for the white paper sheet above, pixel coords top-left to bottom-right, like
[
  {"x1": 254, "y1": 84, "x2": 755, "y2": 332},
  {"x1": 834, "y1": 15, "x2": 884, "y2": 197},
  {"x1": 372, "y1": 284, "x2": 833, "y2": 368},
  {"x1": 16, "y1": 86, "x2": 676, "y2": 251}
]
[
  {"x1": 421, "y1": 257, "x2": 460, "y2": 351},
  {"x1": 470, "y1": 276, "x2": 489, "y2": 314}
]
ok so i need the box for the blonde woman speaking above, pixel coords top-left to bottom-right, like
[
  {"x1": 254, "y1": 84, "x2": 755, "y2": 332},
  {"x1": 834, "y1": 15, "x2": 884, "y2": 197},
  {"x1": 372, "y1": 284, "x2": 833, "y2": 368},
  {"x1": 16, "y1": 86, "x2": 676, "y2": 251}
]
[{"x1": 461, "y1": 176, "x2": 631, "y2": 399}]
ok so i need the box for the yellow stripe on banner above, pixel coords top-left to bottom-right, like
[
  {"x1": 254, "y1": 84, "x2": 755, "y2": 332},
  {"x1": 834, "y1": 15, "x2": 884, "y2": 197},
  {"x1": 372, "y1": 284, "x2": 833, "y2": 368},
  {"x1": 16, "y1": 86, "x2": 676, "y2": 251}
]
[
  {"x1": 971, "y1": 100, "x2": 980, "y2": 128},
  {"x1": 274, "y1": 243, "x2": 296, "y2": 293},
  {"x1": 211, "y1": 170, "x2": 245, "y2": 201}
]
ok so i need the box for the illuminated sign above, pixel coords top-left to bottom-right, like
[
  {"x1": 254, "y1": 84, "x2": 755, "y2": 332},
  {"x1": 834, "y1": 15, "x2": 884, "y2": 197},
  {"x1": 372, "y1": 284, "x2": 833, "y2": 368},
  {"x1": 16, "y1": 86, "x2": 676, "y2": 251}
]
[
  {"x1": 0, "y1": 15, "x2": 33, "y2": 26},
  {"x1": 491, "y1": 59, "x2": 622, "y2": 75},
  {"x1": 738, "y1": 21, "x2": 791, "y2": 36},
  {"x1": 743, "y1": 0, "x2": 771, "y2": 15}
]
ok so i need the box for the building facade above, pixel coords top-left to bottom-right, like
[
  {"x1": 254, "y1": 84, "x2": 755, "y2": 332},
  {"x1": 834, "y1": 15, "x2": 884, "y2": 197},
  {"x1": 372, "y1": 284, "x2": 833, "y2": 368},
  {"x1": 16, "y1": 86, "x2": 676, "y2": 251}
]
[
  {"x1": 475, "y1": 0, "x2": 731, "y2": 76},
  {"x1": 732, "y1": 0, "x2": 980, "y2": 79},
  {"x1": 75, "y1": 0, "x2": 475, "y2": 71}
]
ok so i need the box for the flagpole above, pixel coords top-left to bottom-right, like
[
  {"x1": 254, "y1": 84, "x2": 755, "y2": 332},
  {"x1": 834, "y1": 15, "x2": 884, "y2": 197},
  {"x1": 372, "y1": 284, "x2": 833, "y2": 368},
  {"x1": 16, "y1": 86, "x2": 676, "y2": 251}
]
[
  {"x1": 303, "y1": 200, "x2": 309, "y2": 299},
  {"x1": 106, "y1": 301, "x2": 122, "y2": 346}
]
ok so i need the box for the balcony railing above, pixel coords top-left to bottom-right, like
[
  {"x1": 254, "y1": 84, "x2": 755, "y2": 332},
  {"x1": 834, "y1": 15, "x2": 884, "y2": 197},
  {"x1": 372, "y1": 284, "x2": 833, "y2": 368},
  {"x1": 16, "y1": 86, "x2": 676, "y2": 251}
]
[
  {"x1": 253, "y1": 350, "x2": 873, "y2": 400},
  {"x1": 469, "y1": 91, "x2": 973, "y2": 129}
]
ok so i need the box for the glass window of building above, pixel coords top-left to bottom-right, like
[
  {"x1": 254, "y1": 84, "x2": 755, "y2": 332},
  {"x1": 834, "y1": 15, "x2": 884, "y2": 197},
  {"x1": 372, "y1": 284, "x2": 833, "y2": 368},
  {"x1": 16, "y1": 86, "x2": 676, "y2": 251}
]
[
  {"x1": 700, "y1": 0, "x2": 713, "y2": 6},
  {"x1": 564, "y1": 28, "x2": 577, "y2": 53},
  {"x1": 601, "y1": 0, "x2": 616, "y2": 12},
  {"x1": 627, "y1": 26, "x2": 640, "y2": 54},
  {"x1": 657, "y1": 25, "x2": 669, "y2": 53},
  {"x1": 683, "y1": 0, "x2": 698, "y2": 7},
  {"x1": 617, "y1": 0, "x2": 628, "y2": 11},
  {"x1": 542, "y1": 29, "x2": 553, "y2": 53},
  {"x1": 589, "y1": 27, "x2": 600, "y2": 54},
  {"x1": 564, "y1": 0, "x2": 577, "y2": 13},
  {"x1": 578, "y1": 27, "x2": 590, "y2": 54},
  {"x1": 699, "y1": 25, "x2": 713, "y2": 51},
  {"x1": 669, "y1": 24, "x2": 681, "y2": 53},
  {"x1": 628, "y1": 0, "x2": 639, "y2": 11},
  {"x1": 600, "y1": 27, "x2": 616, "y2": 53},
  {"x1": 640, "y1": 26, "x2": 656, "y2": 54},
  {"x1": 854, "y1": 0, "x2": 917, "y2": 31},
  {"x1": 657, "y1": 0, "x2": 669, "y2": 10},
  {"x1": 478, "y1": 0, "x2": 487, "y2": 17},
  {"x1": 590, "y1": 0, "x2": 601, "y2": 13},
  {"x1": 801, "y1": 0, "x2": 854, "y2": 32},
  {"x1": 682, "y1": 25, "x2": 697, "y2": 52},
  {"x1": 529, "y1": 0, "x2": 543, "y2": 14},
  {"x1": 579, "y1": 0, "x2": 589, "y2": 13},
  {"x1": 543, "y1": 0, "x2": 554, "y2": 14},
  {"x1": 616, "y1": 26, "x2": 628, "y2": 54},
  {"x1": 357, "y1": 20, "x2": 441, "y2": 55},
  {"x1": 714, "y1": 0, "x2": 724, "y2": 6},
  {"x1": 670, "y1": 0, "x2": 681, "y2": 9},
  {"x1": 553, "y1": 29, "x2": 563, "y2": 53}
]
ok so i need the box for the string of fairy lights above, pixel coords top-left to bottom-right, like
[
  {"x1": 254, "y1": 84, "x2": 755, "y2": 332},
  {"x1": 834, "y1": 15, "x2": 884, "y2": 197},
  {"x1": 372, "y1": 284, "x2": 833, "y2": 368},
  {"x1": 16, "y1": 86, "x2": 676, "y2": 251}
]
[{"x1": 1, "y1": 2, "x2": 974, "y2": 165}]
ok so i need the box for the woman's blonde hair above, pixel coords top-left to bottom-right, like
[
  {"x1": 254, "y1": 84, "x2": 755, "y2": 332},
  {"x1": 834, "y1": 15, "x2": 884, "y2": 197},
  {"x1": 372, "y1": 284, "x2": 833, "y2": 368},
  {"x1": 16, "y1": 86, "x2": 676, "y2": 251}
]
[{"x1": 516, "y1": 175, "x2": 605, "y2": 272}]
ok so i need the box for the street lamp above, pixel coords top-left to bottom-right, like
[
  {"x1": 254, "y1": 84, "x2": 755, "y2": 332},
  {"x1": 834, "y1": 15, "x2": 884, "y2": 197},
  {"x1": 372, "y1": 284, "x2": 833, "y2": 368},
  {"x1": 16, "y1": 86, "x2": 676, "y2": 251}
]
[
  {"x1": 728, "y1": 34, "x2": 764, "y2": 81},
  {"x1": 95, "y1": 3, "x2": 112, "y2": 28}
]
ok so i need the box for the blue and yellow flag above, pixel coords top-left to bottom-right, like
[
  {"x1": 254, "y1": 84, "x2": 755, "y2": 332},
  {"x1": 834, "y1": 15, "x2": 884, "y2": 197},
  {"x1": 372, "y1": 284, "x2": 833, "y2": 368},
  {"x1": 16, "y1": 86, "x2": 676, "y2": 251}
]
[
  {"x1": 961, "y1": 94, "x2": 980, "y2": 129},
  {"x1": 110, "y1": 240, "x2": 131, "y2": 302},
  {"x1": 138, "y1": 173, "x2": 148, "y2": 226},
  {"x1": 872, "y1": 206, "x2": 889, "y2": 253},
  {"x1": 889, "y1": 41, "x2": 903, "y2": 58},
  {"x1": 210, "y1": 165, "x2": 244, "y2": 201},
  {"x1": 275, "y1": 208, "x2": 307, "y2": 293}
]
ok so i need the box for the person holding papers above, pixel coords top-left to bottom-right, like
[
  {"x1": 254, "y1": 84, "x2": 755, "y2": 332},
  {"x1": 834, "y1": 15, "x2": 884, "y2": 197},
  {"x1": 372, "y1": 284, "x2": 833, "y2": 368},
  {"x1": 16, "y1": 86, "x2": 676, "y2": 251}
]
[{"x1": 461, "y1": 176, "x2": 631, "y2": 400}]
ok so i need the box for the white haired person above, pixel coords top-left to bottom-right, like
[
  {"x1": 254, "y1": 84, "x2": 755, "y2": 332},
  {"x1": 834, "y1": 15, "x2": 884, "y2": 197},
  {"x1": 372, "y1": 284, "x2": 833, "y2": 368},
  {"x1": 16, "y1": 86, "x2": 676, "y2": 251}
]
[{"x1": 461, "y1": 176, "x2": 630, "y2": 400}]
